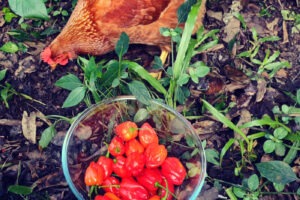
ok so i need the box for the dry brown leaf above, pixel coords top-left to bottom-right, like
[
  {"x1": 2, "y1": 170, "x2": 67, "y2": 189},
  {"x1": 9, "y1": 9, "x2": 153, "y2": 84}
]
[
  {"x1": 22, "y1": 111, "x2": 37, "y2": 144},
  {"x1": 266, "y1": 18, "x2": 279, "y2": 35},
  {"x1": 0, "y1": 119, "x2": 22, "y2": 126},
  {"x1": 23, "y1": 41, "x2": 46, "y2": 56},
  {"x1": 234, "y1": 109, "x2": 251, "y2": 142},
  {"x1": 256, "y1": 78, "x2": 267, "y2": 102},
  {"x1": 206, "y1": 10, "x2": 223, "y2": 21},
  {"x1": 223, "y1": 17, "x2": 241, "y2": 43},
  {"x1": 36, "y1": 111, "x2": 52, "y2": 126},
  {"x1": 0, "y1": 11, "x2": 5, "y2": 27},
  {"x1": 193, "y1": 120, "x2": 222, "y2": 135},
  {"x1": 282, "y1": 21, "x2": 289, "y2": 44},
  {"x1": 15, "y1": 56, "x2": 37, "y2": 78},
  {"x1": 74, "y1": 124, "x2": 93, "y2": 140}
]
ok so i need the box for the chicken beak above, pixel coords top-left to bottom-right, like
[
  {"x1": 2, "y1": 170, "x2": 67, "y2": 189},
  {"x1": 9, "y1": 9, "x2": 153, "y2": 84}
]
[{"x1": 49, "y1": 63, "x2": 57, "y2": 71}]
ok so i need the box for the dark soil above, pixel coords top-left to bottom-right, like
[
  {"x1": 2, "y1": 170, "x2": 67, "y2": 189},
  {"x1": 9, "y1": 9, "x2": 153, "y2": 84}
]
[{"x1": 0, "y1": 0, "x2": 299, "y2": 199}]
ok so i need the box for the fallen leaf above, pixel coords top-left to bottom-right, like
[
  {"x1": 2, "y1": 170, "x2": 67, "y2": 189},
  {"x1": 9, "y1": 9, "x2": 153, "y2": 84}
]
[
  {"x1": 0, "y1": 119, "x2": 22, "y2": 126},
  {"x1": 223, "y1": 17, "x2": 241, "y2": 43},
  {"x1": 282, "y1": 21, "x2": 289, "y2": 44},
  {"x1": 266, "y1": 18, "x2": 279, "y2": 35},
  {"x1": 15, "y1": 56, "x2": 37, "y2": 78},
  {"x1": 235, "y1": 109, "x2": 251, "y2": 142},
  {"x1": 206, "y1": 10, "x2": 223, "y2": 21},
  {"x1": 256, "y1": 78, "x2": 267, "y2": 102},
  {"x1": 0, "y1": 11, "x2": 5, "y2": 27},
  {"x1": 74, "y1": 124, "x2": 92, "y2": 140},
  {"x1": 22, "y1": 111, "x2": 37, "y2": 144},
  {"x1": 23, "y1": 41, "x2": 46, "y2": 56}
]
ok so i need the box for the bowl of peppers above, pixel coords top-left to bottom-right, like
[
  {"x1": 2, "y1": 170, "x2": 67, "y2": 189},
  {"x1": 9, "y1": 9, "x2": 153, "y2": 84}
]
[{"x1": 62, "y1": 96, "x2": 206, "y2": 200}]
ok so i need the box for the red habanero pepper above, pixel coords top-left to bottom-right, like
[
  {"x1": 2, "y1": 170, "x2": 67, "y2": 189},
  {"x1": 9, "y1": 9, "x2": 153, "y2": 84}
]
[
  {"x1": 115, "y1": 121, "x2": 138, "y2": 141},
  {"x1": 97, "y1": 156, "x2": 114, "y2": 179},
  {"x1": 125, "y1": 152, "x2": 145, "y2": 176},
  {"x1": 125, "y1": 138, "x2": 144, "y2": 156},
  {"x1": 102, "y1": 176, "x2": 120, "y2": 196},
  {"x1": 136, "y1": 168, "x2": 162, "y2": 192},
  {"x1": 161, "y1": 157, "x2": 187, "y2": 185},
  {"x1": 159, "y1": 177, "x2": 174, "y2": 200},
  {"x1": 144, "y1": 143, "x2": 167, "y2": 168},
  {"x1": 108, "y1": 136, "x2": 125, "y2": 157},
  {"x1": 94, "y1": 195, "x2": 110, "y2": 200},
  {"x1": 138, "y1": 122, "x2": 159, "y2": 148},
  {"x1": 119, "y1": 177, "x2": 149, "y2": 200},
  {"x1": 84, "y1": 161, "x2": 105, "y2": 186},
  {"x1": 113, "y1": 156, "x2": 131, "y2": 178}
]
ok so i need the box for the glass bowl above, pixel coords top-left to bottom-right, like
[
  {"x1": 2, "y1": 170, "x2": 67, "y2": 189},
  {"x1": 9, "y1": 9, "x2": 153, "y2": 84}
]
[{"x1": 62, "y1": 96, "x2": 206, "y2": 199}]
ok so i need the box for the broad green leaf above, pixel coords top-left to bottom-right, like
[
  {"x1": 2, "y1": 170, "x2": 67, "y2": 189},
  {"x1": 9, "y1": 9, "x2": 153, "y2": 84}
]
[
  {"x1": 55, "y1": 74, "x2": 83, "y2": 91},
  {"x1": 2, "y1": 7, "x2": 18, "y2": 22},
  {"x1": 39, "y1": 125, "x2": 56, "y2": 149},
  {"x1": 111, "y1": 78, "x2": 120, "y2": 88},
  {"x1": 115, "y1": 32, "x2": 129, "y2": 59},
  {"x1": 62, "y1": 87, "x2": 87, "y2": 108},
  {"x1": 0, "y1": 42, "x2": 18, "y2": 53},
  {"x1": 273, "y1": 183, "x2": 285, "y2": 192},
  {"x1": 177, "y1": 0, "x2": 197, "y2": 23},
  {"x1": 0, "y1": 69, "x2": 7, "y2": 81},
  {"x1": 177, "y1": 73, "x2": 190, "y2": 86},
  {"x1": 274, "y1": 127, "x2": 288, "y2": 139},
  {"x1": 128, "y1": 80, "x2": 152, "y2": 105},
  {"x1": 205, "y1": 148, "x2": 220, "y2": 166},
  {"x1": 247, "y1": 174, "x2": 259, "y2": 191},
  {"x1": 8, "y1": 0, "x2": 49, "y2": 20},
  {"x1": 133, "y1": 108, "x2": 149, "y2": 123},
  {"x1": 233, "y1": 187, "x2": 246, "y2": 198},
  {"x1": 263, "y1": 140, "x2": 275, "y2": 153},
  {"x1": 8, "y1": 185, "x2": 33, "y2": 195},
  {"x1": 275, "y1": 142, "x2": 286, "y2": 156},
  {"x1": 256, "y1": 161, "x2": 299, "y2": 184}
]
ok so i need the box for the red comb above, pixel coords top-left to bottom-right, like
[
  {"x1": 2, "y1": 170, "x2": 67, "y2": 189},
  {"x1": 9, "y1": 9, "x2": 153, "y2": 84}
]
[{"x1": 41, "y1": 47, "x2": 52, "y2": 62}]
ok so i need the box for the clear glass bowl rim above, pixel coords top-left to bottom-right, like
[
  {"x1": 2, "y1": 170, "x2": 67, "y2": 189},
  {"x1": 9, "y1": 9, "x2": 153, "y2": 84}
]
[{"x1": 62, "y1": 95, "x2": 207, "y2": 200}]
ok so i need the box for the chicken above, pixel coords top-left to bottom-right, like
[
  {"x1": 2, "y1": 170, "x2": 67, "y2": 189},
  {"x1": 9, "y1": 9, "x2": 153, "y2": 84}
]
[{"x1": 41, "y1": 0, "x2": 206, "y2": 69}]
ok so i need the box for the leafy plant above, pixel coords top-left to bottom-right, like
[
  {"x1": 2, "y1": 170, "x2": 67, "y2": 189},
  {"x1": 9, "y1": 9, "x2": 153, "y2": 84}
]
[
  {"x1": 281, "y1": 10, "x2": 300, "y2": 34},
  {"x1": 238, "y1": 28, "x2": 290, "y2": 78},
  {"x1": 2, "y1": 7, "x2": 18, "y2": 23},
  {"x1": 263, "y1": 127, "x2": 288, "y2": 156},
  {"x1": 8, "y1": 0, "x2": 49, "y2": 20}
]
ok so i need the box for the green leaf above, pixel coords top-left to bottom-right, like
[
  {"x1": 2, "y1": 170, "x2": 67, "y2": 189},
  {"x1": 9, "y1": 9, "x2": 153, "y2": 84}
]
[
  {"x1": 125, "y1": 61, "x2": 167, "y2": 95},
  {"x1": 177, "y1": 0, "x2": 197, "y2": 23},
  {"x1": 115, "y1": 32, "x2": 129, "y2": 59},
  {"x1": 111, "y1": 78, "x2": 120, "y2": 88},
  {"x1": 177, "y1": 73, "x2": 190, "y2": 86},
  {"x1": 256, "y1": 161, "x2": 299, "y2": 184},
  {"x1": 275, "y1": 142, "x2": 286, "y2": 156},
  {"x1": 220, "y1": 138, "x2": 235, "y2": 165},
  {"x1": 233, "y1": 12, "x2": 246, "y2": 29},
  {"x1": 128, "y1": 80, "x2": 152, "y2": 105},
  {"x1": 263, "y1": 140, "x2": 275, "y2": 153},
  {"x1": 274, "y1": 127, "x2": 288, "y2": 139},
  {"x1": 202, "y1": 99, "x2": 249, "y2": 144},
  {"x1": 0, "y1": 69, "x2": 7, "y2": 81},
  {"x1": 8, "y1": 0, "x2": 49, "y2": 20},
  {"x1": 55, "y1": 74, "x2": 83, "y2": 91},
  {"x1": 233, "y1": 187, "x2": 246, "y2": 198},
  {"x1": 62, "y1": 87, "x2": 87, "y2": 108},
  {"x1": 39, "y1": 125, "x2": 56, "y2": 149},
  {"x1": 8, "y1": 185, "x2": 33, "y2": 195},
  {"x1": 247, "y1": 174, "x2": 259, "y2": 191},
  {"x1": 297, "y1": 89, "x2": 300, "y2": 105},
  {"x1": 251, "y1": 28, "x2": 258, "y2": 42},
  {"x1": 205, "y1": 148, "x2": 220, "y2": 166},
  {"x1": 259, "y1": 36, "x2": 281, "y2": 43},
  {"x1": 0, "y1": 42, "x2": 19, "y2": 53},
  {"x1": 133, "y1": 108, "x2": 149, "y2": 123},
  {"x1": 273, "y1": 183, "x2": 285, "y2": 192}
]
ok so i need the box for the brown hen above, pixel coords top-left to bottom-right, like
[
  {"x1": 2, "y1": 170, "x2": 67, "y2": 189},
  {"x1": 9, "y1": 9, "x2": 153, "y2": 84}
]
[{"x1": 41, "y1": 0, "x2": 206, "y2": 69}]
